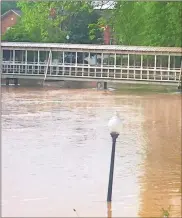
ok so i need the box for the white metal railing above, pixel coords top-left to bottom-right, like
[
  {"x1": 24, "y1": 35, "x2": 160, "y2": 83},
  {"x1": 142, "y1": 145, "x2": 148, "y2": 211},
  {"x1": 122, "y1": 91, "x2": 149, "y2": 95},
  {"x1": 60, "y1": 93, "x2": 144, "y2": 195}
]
[
  {"x1": 2, "y1": 62, "x2": 181, "y2": 83},
  {"x1": 2, "y1": 61, "x2": 181, "y2": 71}
]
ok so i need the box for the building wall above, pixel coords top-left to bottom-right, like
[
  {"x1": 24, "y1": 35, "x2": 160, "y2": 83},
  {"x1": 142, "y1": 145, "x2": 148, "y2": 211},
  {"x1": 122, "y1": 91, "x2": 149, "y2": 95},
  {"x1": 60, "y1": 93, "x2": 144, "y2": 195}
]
[{"x1": 1, "y1": 12, "x2": 19, "y2": 35}]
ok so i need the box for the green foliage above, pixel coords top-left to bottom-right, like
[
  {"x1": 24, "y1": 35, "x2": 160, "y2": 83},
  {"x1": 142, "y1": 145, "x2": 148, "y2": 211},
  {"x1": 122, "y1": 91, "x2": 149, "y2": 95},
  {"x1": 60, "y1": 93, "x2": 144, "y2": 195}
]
[
  {"x1": 109, "y1": 1, "x2": 182, "y2": 47},
  {"x1": 2, "y1": 0, "x2": 102, "y2": 44},
  {"x1": 2, "y1": 1, "x2": 181, "y2": 47},
  {"x1": 2, "y1": 24, "x2": 31, "y2": 42},
  {"x1": 161, "y1": 206, "x2": 171, "y2": 217},
  {"x1": 62, "y1": 2, "x2": 102, "y2": 44},
  {"x1": 15, "y1": 1, "x2": 67, "y2": 42}
]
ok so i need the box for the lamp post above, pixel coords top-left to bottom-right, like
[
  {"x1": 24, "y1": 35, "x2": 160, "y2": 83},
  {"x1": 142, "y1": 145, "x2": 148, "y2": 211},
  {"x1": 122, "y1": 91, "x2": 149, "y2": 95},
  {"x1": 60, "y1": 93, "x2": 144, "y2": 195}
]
[{"x1": 107, "y1": 112, "x2": 122, "y2": 202}]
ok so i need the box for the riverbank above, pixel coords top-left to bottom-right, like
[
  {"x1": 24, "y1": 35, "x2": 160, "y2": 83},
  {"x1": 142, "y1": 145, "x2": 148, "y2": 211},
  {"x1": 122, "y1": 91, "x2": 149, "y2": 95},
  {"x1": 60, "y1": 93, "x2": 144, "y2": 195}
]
[
  {"x1": 113, "y1": 83, "x2": 180, "y2": 94},
  {"x1": 1, "y1": 78, "x2": 181, "y2": 94}
]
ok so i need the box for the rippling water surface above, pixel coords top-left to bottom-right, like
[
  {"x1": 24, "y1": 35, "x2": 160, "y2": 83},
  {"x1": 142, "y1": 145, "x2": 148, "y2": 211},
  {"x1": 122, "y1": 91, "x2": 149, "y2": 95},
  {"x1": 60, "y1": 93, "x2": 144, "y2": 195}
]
[{"x1": 2, "y1": 87, "x2": 181, "y2": 217}]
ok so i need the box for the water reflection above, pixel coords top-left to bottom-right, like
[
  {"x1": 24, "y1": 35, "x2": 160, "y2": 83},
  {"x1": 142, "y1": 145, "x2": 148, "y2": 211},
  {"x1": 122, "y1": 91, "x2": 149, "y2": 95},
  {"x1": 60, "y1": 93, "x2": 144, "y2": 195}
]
[
  {"x1": 139, "y1": 96, "x2": 181, "y2": 218},
  {"x1": 2, "y1": 87, "x2": 181, "y2": 217},
  {"x1": 107, "y1": 202, "x2": 112, "y2": 218}
]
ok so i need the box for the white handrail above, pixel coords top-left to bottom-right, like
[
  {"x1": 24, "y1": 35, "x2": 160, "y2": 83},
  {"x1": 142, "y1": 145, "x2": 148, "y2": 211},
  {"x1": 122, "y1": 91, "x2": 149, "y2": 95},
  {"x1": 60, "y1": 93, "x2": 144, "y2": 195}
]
[
  {"x1": 178, "y1": 69, "x2": 181, "y2": 87},
  {"x1": 44, "y1": 50, "x2": 52, "y2": 82}
]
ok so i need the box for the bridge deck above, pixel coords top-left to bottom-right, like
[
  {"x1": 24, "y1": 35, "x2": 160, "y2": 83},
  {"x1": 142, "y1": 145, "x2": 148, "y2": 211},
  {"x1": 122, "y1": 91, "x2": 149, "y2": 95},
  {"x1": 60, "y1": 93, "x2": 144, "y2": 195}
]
[{"x1": 2, "y1": 42, "x2": 182, "y2": 86}]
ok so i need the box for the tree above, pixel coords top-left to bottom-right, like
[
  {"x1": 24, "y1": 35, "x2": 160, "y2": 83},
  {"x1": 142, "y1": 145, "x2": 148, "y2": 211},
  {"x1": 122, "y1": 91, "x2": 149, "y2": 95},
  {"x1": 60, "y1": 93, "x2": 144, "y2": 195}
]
[
  {"x1": 3, "y1": 1, "x2": 181, "y2": 47},
  {"x1": 165, "y1": 2, "x2": 182, "y2": 47},
  {"x1": 3, "y1": 0, "x2": 102, "y2": 44},
  {"x1": 111, "y1": 1, "x2": 146, "y2": 45},
  {"x1": 98, "y1": 1, "x2": 182, "y2": 47},
  {"x1": 2, "y1": 24, "x2": 31, "y2": 42},
  {"x1": 67, "y1": 9, "x2": 102, "y2": 44},
  {"x1": 15, "y1": 1, "x2": 67, "y2": 42}
]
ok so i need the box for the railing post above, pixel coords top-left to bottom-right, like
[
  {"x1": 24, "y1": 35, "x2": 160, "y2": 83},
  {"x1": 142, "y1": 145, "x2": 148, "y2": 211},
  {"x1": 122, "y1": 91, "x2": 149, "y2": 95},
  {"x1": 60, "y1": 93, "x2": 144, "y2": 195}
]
[
  {"x1": 178, "y1": 59, "x2": 182, "y2": 88},
  {"x1": 10, "y1": 50, "x2": 12, "y2": 62},
  {"x1": 75, "y1": 51, "x2": 78, "y2": 76},
  {"x1": 154, "y1": 55, "x2": 157, "y2": 81},
  {"x1": 63, "y1": 51, "x2": 65, "y2": 75},
  {"x1": 13, "y1": 50, "x2": 15, "y2": 64},
  {"x1": 127, "y1": 54, "x2": 129, "y2": 79},
  {"x1": 44, "y1": 50, "x2": 52, "y2": 81},
  {"x1": 14, "y1": 78, "x2": 19, "y2": 86},
  {"x1": 6, "y1": 78, "x2": 10, "y2": 86},
  {"x1": 38, "y1": 50, "x2": 40, "y2": 74},
  {"x1": 13, "y1": 50, "x2": 15, "y2": 74},
  {"x1": 133, "y1": 54, "x2": 136, "y2": 79},
  {"x1": 101, "y1": 53, "x2": 104, "y2": 77},
  {"x1": 114, "y1": 53, "x2": 116, "y2": 78},
  {"x1": 88, "y1": 52, "x2": 91, "y2": 77},
  {"x1": 167, "y1": 55, "x2": 170, "y2": 81},
  {"x1": 174, "y1": 56, "x2": 176, "y2": 82},
  {"x1": 50, "y1": 50, "x2": 52, "y2": 75},
  {"x1": 141, "y1": 55, "x2": 143, "y2": 80},
  {"x1": 121, "y1": 54, "x2": 122, "y2": 66},
  {"x1": 25, "y1": 50, "x2": 27, "y2": 74},
  {"x1": 75, "y1": 52, "x2": 77, "y2": 67}
]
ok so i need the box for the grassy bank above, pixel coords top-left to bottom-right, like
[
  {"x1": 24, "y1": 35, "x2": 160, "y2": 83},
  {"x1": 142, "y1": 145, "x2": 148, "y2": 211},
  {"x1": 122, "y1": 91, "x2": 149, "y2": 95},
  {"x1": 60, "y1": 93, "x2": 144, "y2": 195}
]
[{"x1": 114, "y1": 84, "x2": 179, "y2": 94}]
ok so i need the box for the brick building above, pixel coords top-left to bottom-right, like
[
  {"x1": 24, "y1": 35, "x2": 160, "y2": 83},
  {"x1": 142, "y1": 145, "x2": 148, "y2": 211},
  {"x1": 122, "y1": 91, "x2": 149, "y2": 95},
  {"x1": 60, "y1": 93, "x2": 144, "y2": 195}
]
[{"x1": 1, "y1": 9, "x2": 21, "y2": 36}]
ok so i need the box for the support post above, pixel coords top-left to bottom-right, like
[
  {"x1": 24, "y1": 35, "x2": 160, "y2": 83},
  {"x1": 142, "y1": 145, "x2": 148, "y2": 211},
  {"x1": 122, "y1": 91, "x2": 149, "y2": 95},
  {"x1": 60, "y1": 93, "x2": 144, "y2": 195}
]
[
  {"x1": 133, "y1": 54, "x2": 136, "y2": 79},
  {"x1": 88, "y1": 52, "x2": 90, "y2": 77},
  {"x1": 33, "y1": 51, "x2": 36, "y2": 74},
  {"x1": 114, "y1": 53, "x2": 116, "y2": 78},
  {"x1": 38, "y1": 50, "x2": 40, "y2": 74},
  {"x1": 127, "y1": 54, "x2": 129, "y2": 78},
  {"x1": 121, "y1": 55, "x2": 122, "y2": 67},
  {"x1": 10, "y1": 50, "x2": 12, "y2": 62},
  {"x1": 25, "y1": 50, "x2": 27, "y2": 74},
  {"x1": 154, "y1": 55, "x2": 157, "y2": 80},
  {"x1": 75, "y1": 52, "x2": 78, "y2": 76},
  {"x1": 107, "y1": 133, "x2": 119, "y2": 202},
  {"x1": 141, "y1": 55, "x2": 143, "y2": 80},
  {"x1": 14, "y1": 78, "x2": 19, "y2": 86},
  {"x1": 13, "y1": 50, "x2": 15, "y2": 74},
  {"x1": 13, "y1": 50, "x2": 15, "y2": 64},
  {"x1": 173, "y1": 56, "x2": 176, "y2": 82},
  {"x1": 114, "y1": 53, "x2": 116, "y2": 67},
  {"x1": 104, "y1": 82, "x2": 107, "y2": 90},
  {"x1": 168, "y1": 55, "x2": 170, "y2": 81},
  {"x1": 63, "y1": 51, "x2": 65, "y2": 75},
  {"x1": 44, "y1": 50, "x2": 52, "y2": 81},
  {"x1": 160, "y1": 56, "x2": 162, "y2": 80},
  {"x1": 6, "y1": 78, "x2": 10, "y2": 86},
  {"x1": 178, "y1": 58, "x2": 182, "y2": 89},
  {"x1": 22, "y1": 50, "x2": 24, "y2": 63},
  {"x1": 75, "y1": 52, "x2": 77, "y2": 66},
  {"x1": 107, "y1": 202, "x2": 112, "y2": 218},
  {"x1": 101, "y1": 53, "x2": 104, "y2": 77}
]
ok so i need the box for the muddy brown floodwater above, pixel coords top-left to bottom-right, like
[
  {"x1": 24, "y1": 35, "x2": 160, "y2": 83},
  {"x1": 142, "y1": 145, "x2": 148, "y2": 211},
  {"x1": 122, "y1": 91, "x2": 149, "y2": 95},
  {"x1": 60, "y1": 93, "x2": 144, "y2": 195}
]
[{"x1": 2, "y1": 87, "x2": 181, "y2": 217}]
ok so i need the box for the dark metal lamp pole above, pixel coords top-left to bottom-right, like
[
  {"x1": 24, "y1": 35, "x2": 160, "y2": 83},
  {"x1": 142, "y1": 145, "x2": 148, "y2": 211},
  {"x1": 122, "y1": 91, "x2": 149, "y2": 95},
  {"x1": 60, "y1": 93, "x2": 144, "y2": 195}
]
[{"x1": 107, "y1": 132, "x2": 119, "y2": 202}]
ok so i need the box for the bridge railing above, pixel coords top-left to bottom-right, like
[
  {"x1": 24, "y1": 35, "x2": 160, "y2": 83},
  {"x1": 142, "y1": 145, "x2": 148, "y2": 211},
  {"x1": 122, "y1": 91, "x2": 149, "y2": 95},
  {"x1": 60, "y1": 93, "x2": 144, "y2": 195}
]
[
  {"x1": 2, "y1": 62, "x2": 181, "y2": 82},
  {"x1": 2, "y1": 61, "x2": 181, "y2": 71}
]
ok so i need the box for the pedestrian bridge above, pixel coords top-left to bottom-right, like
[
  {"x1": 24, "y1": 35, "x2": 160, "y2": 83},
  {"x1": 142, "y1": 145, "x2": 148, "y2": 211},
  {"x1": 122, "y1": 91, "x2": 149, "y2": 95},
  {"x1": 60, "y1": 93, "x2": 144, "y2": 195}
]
[{"x1": 1, "y1": 42, "x2": 182, "y2": 86}]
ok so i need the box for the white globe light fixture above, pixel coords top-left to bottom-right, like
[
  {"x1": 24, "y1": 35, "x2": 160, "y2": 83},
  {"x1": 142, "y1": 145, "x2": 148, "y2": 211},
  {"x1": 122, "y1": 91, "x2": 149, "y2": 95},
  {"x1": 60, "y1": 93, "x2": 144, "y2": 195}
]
[
  {"x1": 107, "y1": 112, "x2": 122, "y2": 203},
  {"x1": 66, "y1": 35, "x2": 70, "y2": 40},
  {"x1": 108, "y1": 112, "x2": 122, "y2": 135}
]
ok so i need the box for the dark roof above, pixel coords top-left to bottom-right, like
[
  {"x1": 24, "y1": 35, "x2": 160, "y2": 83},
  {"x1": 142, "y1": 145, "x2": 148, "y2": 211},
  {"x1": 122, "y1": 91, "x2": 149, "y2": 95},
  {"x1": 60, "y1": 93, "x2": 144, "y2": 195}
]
[
  {"x1": 1, "y1": 9, "x2": 22, "y2": 18},
  {"x1": 12, "y1": 9, "x2": 22, "y2": 16}
]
